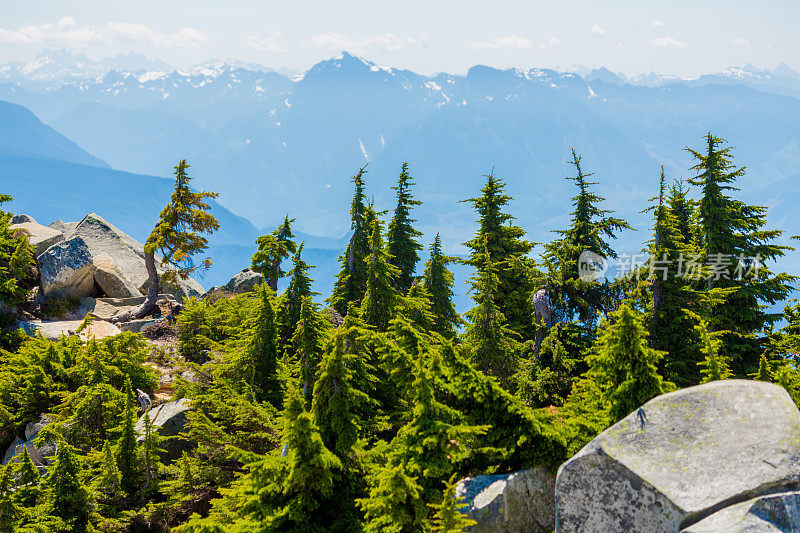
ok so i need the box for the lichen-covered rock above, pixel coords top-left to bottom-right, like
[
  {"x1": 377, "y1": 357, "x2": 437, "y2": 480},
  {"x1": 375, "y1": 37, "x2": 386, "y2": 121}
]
[
  {"x1": 92, "y1": 253, "x2": 141, "y2": 298},
  {"x1": 135, "y1": 398, "x2": 193, "y2": 460},
  {"x1": 19, "y1": 318, "x2": 122, "y2": 340},
  {"x1": 37, "y1": 236, "x2": 95, "y2": 297},
  {"x1": 556, "y1": 380, "x2": 800, "y2": 533},
  {"x1": 10, "y1": 220, "x2": 64, "y2": 256},
  {"x1": 223, "y1": 268, "x2": 263, "y2": 294},
  {"x1": 683, "y1": 491, "x2": 800, "y2": 532},
  {"x1": 10, "y1": 214, "x2": 35, "y2": 224},
  {"x1": 457, "y1": 466, "x2": 555, "y2": 532}
]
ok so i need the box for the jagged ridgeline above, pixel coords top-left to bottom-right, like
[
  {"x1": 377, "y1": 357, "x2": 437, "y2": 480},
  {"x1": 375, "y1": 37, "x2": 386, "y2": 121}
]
[{"x1": 0, "y1": 135, "x2": 799, "y2": 532}]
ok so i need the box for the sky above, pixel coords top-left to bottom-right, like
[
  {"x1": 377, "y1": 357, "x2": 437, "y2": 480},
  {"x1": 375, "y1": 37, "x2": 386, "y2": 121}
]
[{"x1": 0, "y1": 0, "x2": 796, "y2": 76}]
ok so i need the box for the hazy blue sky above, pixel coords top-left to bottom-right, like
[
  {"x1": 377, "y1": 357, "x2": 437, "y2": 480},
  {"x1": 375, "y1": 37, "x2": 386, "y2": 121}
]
[{"x1": 1, "y1": 0, "x2": 796, "y2": 75}]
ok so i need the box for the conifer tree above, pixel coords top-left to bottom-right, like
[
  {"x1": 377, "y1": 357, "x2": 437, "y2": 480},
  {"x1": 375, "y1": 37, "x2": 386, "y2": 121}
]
[
  {"x1": 113, "y1": 159, "x2": 219, "y2": 321},
  {"x1": 13, "y1": 447, "x2": 40, "y2": 508},
  {"x1": 117, "y1": 378, "x2": 140, "y2": 496},
  {"x1": 542, "y1": 150, "x2": 631, "y2": 325},
  {"x1": 329, "y1": 166, "x2": 372, "y2": 315},
  {"x1": 96, "y1": 440, "x2": 121, "y2": 499},
  {"x1": 244, "y1": 283, "x2": 281, "y2": 407},
  {"x1": 423, "y1": 234, "x2": 462, "y2": 338},
  {"x1": 462, "y1": 242, "x2": 519, "y2": 387},
  {"x1": 360, "y1": 463, "x2": 422, "y2": 533},
  {"x1": 687, "y1": 133, "x2": 795, "y2": 374},
  {"x1": 46, "y1": 444, "x2": 91, "y2": 532},
  {"x1": 427, "y1": 475, "x2": 476, "y2": 533},
  {"x1": 141, "y1": 410, "x2": 163, "y2": 492},
  {"x1": 692, "y1": 313, "x2": 732, "y2": 383},
  {"x1": 588, "y1": 303, "x2": 671, "y2": 422},
  {"x1": 751, "y1": 351, "x2": 773, "y2": 381},
  {"x1": 0, "y1": 194, "x2": 34, "y2": 308},
  {"x1": 291, "y1": 295, "x2": 329, "y2": 405},
  {"x1": 387, "y1": 162, "x2": 423, "y2": 293},
  {"x1": 252, "y1": 215, "x2": 297, "y2": 292},
  {"x1": 361, "y1": 216, "x2": 400, "y2": 331},
  {"x1": 463, "y1": 173, "x2": 536, "y2": 338},
  {"x1": 667, "y1": 179, "x2": 697, "y2": 247},
  {"x1": 641, "y1": 169, "x2": 718, "y2": 386},
  {"x1": 0, "y1": 465, "x2": 19, "y2": 532},
  {"x1": 277, "y1": 243, "x2": 318, "y2": 352},
  {"x1": 311, "y1": 331, "x2": 371, "y2": 459}
]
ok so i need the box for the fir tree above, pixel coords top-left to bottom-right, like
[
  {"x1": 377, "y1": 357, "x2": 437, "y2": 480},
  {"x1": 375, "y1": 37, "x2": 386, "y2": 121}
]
[
  {"x1": 687, "y1": 133, "x2": 795, "y2": 374},
  {"x1": 462, "y1": 241, "x2": 520, "y2": 387},
  {"x1": 277, "y1": 243, "x2": 318, "y2": 352},
  {"x1": 13, "y1": 447, "x2": 40, "y2": 508},
  {"x1": 463, "y1": 173, "x2": 536, "y2": 338},
  {"x1": 252, "y1": 215, "x2": 297, "y2": 292},
  {"x1": 588, "y1": 303, "x2": 671, "y2": 422},
  {"x1": 244, "y1": 283, "x2": 281, "y2": 407},
  {"x1": 751, "y1": 351, "x2": 773, "y2": 381},
  {"x1": 542, "y1": 150, "x2": 631, "y2": 326},
  {"x1": 95, "y1": 440, "x2": 121, "y2": 499},
  {"x1": 422, "y1": 234, "x2": 462, "y2": 338},
  {"x1": 387, "y1": 162, "x2": 423, "y2": 293},
  {"x1": 361, "y1": 216, "x2": 400, "y2": 331},
  {"x1": 691, "y1": 313, "x2": 732, "y2": 383},
  {"x1": 117, "y1": 378, "x2": 140, "y2": 496},
  {"x1": 141, "y1": 410, "x2": 163, "y2": 493},
  {"x1": 0, "y1": 194, "x2": 34, "y2": 309},
  {"x1": 427, "y1": 475, "x2": 476, "y2": 533},
  {"x1": 0, "y1": 465, "x2": 19, "y2": 532},
  {"x1": 329, "y1": 166, "x2": 372, "y2": 315},
  {"x1": 360, "y1": 463, "x2": 422, "y2": 533},
  {"x1": 113, "y1": 160, "x2": 219, "y2": 321},
  {"x1": 46, "y1": 444, "x2": 91, "y2": 532},
  {"x1": 291, "y1": 295, "x2": 329, "y2": 406}
]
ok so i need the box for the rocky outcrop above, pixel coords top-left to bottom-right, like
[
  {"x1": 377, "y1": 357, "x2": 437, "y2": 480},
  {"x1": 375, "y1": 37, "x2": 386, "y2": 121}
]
[
  {"x1": 457, "y1": 466, "x2": 555, "y2": 532},
  {"x1": 135, "y1": 398, "x2": 192, "y2": 461},
  {"x1": 92, "y1": 253, "x2": 141, "y2": 298},
  {"x1": 37, "y1": 236, "x2": 96, "y2": 297},
  {"x1": 10, "y1": 214, "x2": 35, "y2": 225},
  {"x1": 48, "y1": 219, "x2": 78, "y2": 239},
  {"x1": 684, "y1": 491, "x2": 800, "y2": 532},
  {"x1": 223, "y1": 268, "x2": 263, "y2": 294},
  {"x1": 19, "y1": 318, "x2": 122, "y2": 340},
  {"x1": 2, "y1": 415, "x2": 56, "y2": 473},
  {"x1": 10, "y1": 220, "x2": 64, "y2": 256},
  {"x1": 555, "y1": 380, "x2": 800, "y2": 533}
]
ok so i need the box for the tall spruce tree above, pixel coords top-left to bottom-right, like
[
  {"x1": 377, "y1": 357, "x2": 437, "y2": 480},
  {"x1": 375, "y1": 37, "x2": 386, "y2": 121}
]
[
  {"x1": 387, "y1": 162, "x2": 423, "y2": 293},
  {"x1": 588, "y1": 303, "x2": 671, "y2": 421},
  {"x1": 462, "y1": 173, "x2": 536, "y2": 339},
  {"x1": 361, "y1": 216, "x2": 401, "y2": 331},
  {"x1": 0, "y1": 464, "x2": 19, "y2": 532},
  {"x1": 462, "y1": 241, "x2": 520, "y2": 387},
  {"x1": 252, "y1": 216, "x2": 297, "y2": 292},
  {"x1": 291, "y1": 295, "x2": 329, "y2": 406},
  {"x1": 276, "y1": 243, "x2": 318, "y2": 352},
  {"x1": 542, "y1": 150, "x2": 631, "y2": 326},
  {"x1": 687, "y1": 133, "x2": 795, "y2": 374},
  {"x1": 329, "y1": 166, "x2": 372, "y2": 315},
  {"x1": 13, "y1": 448, "x2": 40, "y2": 508},
  {"x1": 244, "y1": 283, "x2": 281, "y2": 407},
  {"x1": 45, "y1": 444, "x2": 91, "y2": 532},
  {"x1": 117, "y1": 377, "x2": 140, "y2": 496},
  {"x1": 422, "y1": 234, "x2": 462, "y2": 338}
]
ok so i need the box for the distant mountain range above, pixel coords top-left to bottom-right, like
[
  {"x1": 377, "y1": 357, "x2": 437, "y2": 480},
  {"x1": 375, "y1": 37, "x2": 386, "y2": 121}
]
[{"x1": 1, "y1": 50, "x2": 798, "y2": 305}]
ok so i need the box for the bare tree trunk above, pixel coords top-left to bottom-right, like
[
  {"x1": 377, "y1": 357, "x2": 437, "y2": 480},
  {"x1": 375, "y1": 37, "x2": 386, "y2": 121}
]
[{"x1": 111, "y1": 250, "x2": 159, "y2": 323}]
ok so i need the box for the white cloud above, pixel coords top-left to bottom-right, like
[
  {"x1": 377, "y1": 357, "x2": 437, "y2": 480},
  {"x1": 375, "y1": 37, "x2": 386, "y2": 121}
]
[
  {"x1": 652, "y1": 20, "x2": 664, "y2": 27},
  {"x1": 650, "y1": 36, "x2": 686, "y2": 49},
  {"x1": 245, "y1": 33, "x2": 286, "y2": 53},
  {"x1": 0, "y1": 17, "x2": 208, "y2": 48},
  {"x1": 733, "y1": 37, "x2": 750, "y2": 47},
  {"x1": 591, "y1": 25, "x2": 607, "y2": 37},
  {"x1": 468, "y1": 34, "x2": 533, "y2": 51},
  {"x1": 310, "y1": 32, "x2": 429, "y2": 53},
  {"x1": 539, "y1": 37, "x2": 562, "y2": 51}
]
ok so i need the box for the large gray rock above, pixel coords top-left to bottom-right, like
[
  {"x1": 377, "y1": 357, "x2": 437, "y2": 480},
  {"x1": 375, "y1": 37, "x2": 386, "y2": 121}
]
[
  {"x1": 48, "y1": 220, "x2": 78, "y2": 239},
  {"x1": 224, "y1": 268, "x2": 263, "y2": 294},
  {"x1": 457, "y1": 466, "x2": 555, "y2": 532},
  {"x1": 683, "y1": 491, "x2": 800, "y2": 532},
  {"x1": 37, "y1": 236, "x2": 95, "y2": 297},
  {"x1": 2, "y1": 415, "x2": 57, "y2": 473},
  {"x1": 19, "y1": 319, "x2": 122, "y2": 340},
  {"x1": 92, "y1": 253, "x2": 141, "y2": 298},
  {"x1": 556, "y1": 380, "x2": 800, "y2": 533},
  {"x1": 10, "y1": 221, "x2": 64, "y2": 256},
  {"x1": 10, "y1": 214, "x2": 35, "y2": 224},
  {"x1": 135, "y1": 398, "x2": 193, "y2": 460},
  {"x1": 72, "y1": 212, "x2": 204, "y2": 300}
]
